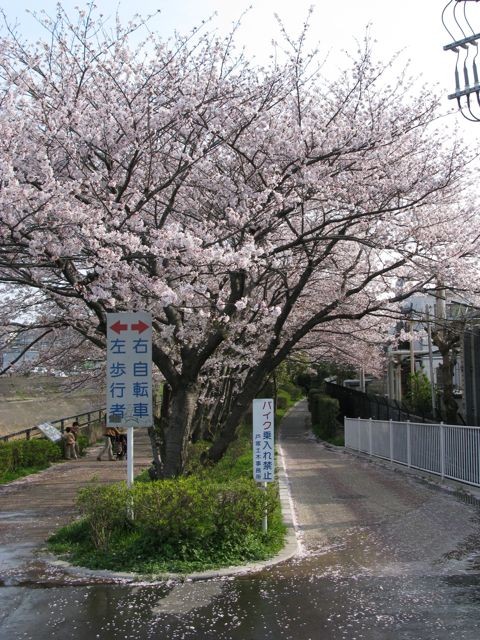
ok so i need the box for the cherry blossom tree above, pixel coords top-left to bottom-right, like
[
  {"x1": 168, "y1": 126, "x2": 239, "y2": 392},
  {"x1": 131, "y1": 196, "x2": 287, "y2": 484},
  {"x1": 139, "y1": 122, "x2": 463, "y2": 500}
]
[{"x1": 0, "y1": 5, "x2": 478, "y2": 476}]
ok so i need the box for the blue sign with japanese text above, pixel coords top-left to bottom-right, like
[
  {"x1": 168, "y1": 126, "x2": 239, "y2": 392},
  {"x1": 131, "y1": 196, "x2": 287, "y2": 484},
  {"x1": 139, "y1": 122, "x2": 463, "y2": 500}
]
[{"x1": 106, "y1": 312, "x2": 152, "y2": 428}]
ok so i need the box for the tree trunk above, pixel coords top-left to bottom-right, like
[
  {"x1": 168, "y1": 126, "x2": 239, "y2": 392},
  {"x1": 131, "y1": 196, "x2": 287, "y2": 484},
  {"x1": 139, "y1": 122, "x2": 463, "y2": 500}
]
[
  {"x1": 191, "y1": 401, "x2": 208, "y2": 443},
  {"x1": 161, "y1": 381, "x2": 200, "y2": 478},
  {"x1": 206, "y1": 369, "x2": 268, "y2": 464},
  {"x1": 208, "y1": 376, "x2": 234, "y2": 440},
  {"x1": 147, "y1": 384, "x2": 171, "y2": 479},
  {"x1": 147, "y1": 421, "x2": 163, "y2": 479}
]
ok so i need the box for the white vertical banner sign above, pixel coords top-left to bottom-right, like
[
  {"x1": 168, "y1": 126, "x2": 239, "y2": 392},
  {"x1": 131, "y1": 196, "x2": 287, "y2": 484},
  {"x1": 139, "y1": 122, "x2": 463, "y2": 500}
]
[
  {"x1": 252, "y1": 398, "x2": 275, "y2": 482},
  {"x1": 106, "y1": 311, "x2": 153, "y2": 491}
]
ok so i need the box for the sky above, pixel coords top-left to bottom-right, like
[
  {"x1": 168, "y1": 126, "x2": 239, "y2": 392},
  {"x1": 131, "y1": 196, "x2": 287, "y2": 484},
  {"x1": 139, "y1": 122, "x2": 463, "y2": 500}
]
[{"x1": 0, "y1": 0, "x2": 478, "y2": 139}]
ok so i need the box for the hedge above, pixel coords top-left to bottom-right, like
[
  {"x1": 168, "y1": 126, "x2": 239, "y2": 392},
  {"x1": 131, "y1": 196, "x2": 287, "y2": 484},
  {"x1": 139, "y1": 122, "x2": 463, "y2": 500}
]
[
  {"x1": 0, "y1": 438, "x2": 62, "y2": 475},
  {"x1": 75, "y1": 434, "x2": 89, "y2": 456},
  {"x1": 308, "y1": 387, "x2": 323, "y2": 418},
  {"x1": 308, "y1": 392, "x2": 340, "y2": 440},
  {"x1": 76, "y1": 476, "x2": 279, "y2": 554}
]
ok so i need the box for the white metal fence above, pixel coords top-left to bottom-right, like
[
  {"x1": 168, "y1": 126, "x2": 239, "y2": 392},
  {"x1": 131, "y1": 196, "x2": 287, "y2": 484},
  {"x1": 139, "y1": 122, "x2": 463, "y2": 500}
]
[{"x1": 345, "y1": 417, "x2": 480, "y2": 488}]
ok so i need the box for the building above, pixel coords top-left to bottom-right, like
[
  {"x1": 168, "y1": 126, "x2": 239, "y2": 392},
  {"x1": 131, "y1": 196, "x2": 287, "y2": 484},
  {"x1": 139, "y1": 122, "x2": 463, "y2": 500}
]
[{"x1": 386, "y1": 293, "x2": 468, "y2": 422}]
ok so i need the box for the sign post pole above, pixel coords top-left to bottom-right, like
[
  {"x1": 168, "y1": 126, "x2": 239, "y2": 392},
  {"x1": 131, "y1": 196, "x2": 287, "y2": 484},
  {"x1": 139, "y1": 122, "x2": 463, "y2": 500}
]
[
  {"x1": 262, "y1": 482, "x2": 268, "y2": 533},
  {"x1": 127, "y1": 426, "x2": 134, "y2": 488},
  {"x1": 253, "y1": 398, "x2": 275, "y2": 534}
]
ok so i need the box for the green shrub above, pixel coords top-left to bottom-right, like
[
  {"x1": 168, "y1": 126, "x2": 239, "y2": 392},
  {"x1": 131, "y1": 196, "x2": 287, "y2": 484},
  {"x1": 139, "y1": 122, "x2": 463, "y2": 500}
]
[
  {"x1": 0, "y1": 445, "x2": 13, "y2": 474},
  {"x1": 213, "y1": 478, "x2": 278, "y2": 539},
  {"x1": 275, "y1": 385, "x2": 303, "y2": 419},
  {"x1": 72, "y1": 476, "x2": 280, "y2": 563},
  {"x1": 77, "y1": 483, "x2": 131, "y2": 550},
  {"x1": 0, "y1": 438, "x2": 62, "y2": 476},
  {"x1": 310, "y1": 394, "x2": 340, "y2": 440},
  {"x1": 132, "y1": 477, "x2": 215, "y2": 545},
  {"x1": 76, "y1": 434, "x2": 89, "y2": 456},
  {"x1": 24, "y1": 439, "x2": 62, "y2": 466},
  {"x1": 307, "y1": 388, "x2": 323, "y2": 419},
  {"x1": 328, "y1": 434, "x2": 345, "y2": 447},
  {"x1": 406, "y1": 371, "x2": 432, "y2": 415},
  {"x1": 276, "y1": 394, "x2": 288, "y2": 410},
  {"x1": 296, "y1": 372, "x2": 313, "y2": 394},
  {"x1": 281, "y1": 381, "x2": 303, "y2": 401}
]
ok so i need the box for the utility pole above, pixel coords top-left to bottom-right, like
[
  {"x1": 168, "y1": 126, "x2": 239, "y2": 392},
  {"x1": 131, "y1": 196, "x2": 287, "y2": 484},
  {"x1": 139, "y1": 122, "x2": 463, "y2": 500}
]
[
  {"x1": 409, "y1": 318, "x2": 415, "y2": 378},
  {"x1": 425, "y1": 304, "x2": 437, "y2": 415},
  {"x1": 359, "y1": 367, "x2": 366, "y2": 393},
  {"x1": 433, "y1": 288, "x2": 462, "y2": 423},
  {"x1": 470, "y1": 321, "x2": 478, "y2": 425},
  {"x1": 442, "y1": 0, "x2": 480, "y2": 122}
]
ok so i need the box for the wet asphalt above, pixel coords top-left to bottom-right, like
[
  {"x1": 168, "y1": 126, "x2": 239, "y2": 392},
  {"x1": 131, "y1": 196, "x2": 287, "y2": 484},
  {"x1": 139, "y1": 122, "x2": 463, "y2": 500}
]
[{"x1": 1, "y1": 401, "x2": 480, "y2": 639}]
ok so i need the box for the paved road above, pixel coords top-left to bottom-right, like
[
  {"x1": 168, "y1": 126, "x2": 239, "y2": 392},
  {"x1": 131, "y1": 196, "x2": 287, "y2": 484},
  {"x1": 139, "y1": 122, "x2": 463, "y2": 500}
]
[{"x1": 280, "y1": 402, "x2": 480, "y2": 578}]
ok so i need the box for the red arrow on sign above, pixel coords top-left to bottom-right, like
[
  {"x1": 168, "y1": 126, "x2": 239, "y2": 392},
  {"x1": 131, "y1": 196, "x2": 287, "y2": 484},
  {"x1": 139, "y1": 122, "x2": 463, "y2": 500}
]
[
  {"x1": 110, "y1": 320, "x2": 128, "y2": 334},
  {"x1": 131, "y1": 320, "x2": 149, "y2": 334}
]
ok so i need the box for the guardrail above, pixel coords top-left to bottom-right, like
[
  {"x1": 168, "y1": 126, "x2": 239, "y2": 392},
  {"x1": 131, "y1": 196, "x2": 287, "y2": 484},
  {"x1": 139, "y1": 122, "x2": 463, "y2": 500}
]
[
  {"x1": 0, "y1": 408, "x2": 106, "y2": 442},
  {"x1": 345, "y1": 417, "x2": 480, "y2": 488}
]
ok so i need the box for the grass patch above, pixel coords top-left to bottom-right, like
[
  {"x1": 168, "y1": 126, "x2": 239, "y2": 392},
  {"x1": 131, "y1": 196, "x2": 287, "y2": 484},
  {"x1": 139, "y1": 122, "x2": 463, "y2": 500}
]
[
  {"x1": 0, "y1": 464, "x2": 51, "y2": 484},
  {"x1": 324, "y1": 434, "x2": 345, "y2": 447}
]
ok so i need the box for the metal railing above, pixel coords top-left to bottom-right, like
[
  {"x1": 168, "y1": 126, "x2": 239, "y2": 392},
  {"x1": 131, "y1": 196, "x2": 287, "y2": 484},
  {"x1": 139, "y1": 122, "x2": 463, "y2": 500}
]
[
  {"x1": 326, "y1": 381, "x2": 440, "y2": 423},
  {"x1": 345, "y1": 417, "x2": 480, "y2": 488},
  {"x1": 0, "y1": 408, "x2": 106, "y2": 442}
]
